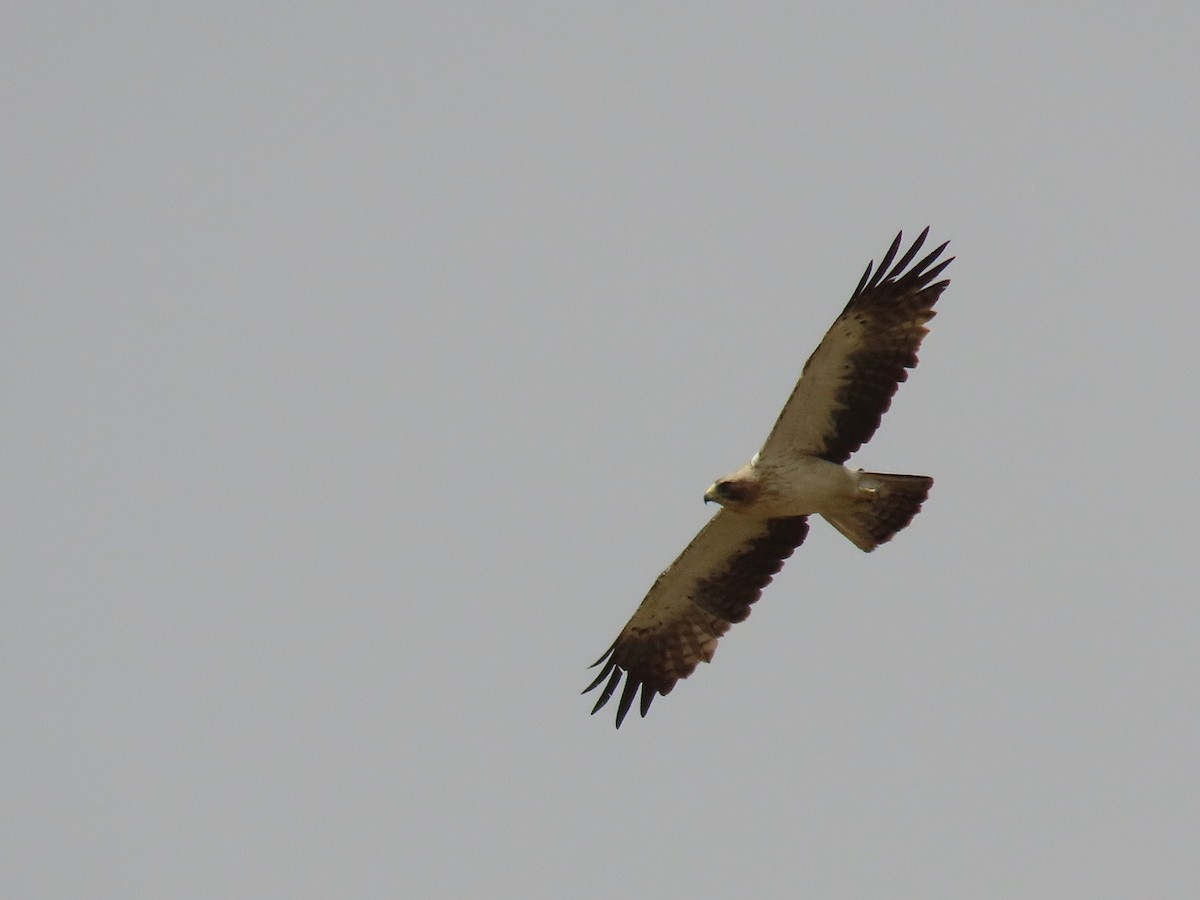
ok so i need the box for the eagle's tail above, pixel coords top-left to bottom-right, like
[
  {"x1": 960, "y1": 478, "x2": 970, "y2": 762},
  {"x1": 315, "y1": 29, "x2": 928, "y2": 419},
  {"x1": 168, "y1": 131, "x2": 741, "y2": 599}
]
[{"x1": 824, "y1": 472, "x2": 933, "y2": 552}]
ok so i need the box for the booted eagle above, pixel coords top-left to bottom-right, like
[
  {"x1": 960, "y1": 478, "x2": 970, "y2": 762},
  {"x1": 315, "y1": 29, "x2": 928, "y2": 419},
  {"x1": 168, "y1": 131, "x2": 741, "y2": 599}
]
[{"x1": 585, "y1": 228, "x2": 952, "y2": 727}]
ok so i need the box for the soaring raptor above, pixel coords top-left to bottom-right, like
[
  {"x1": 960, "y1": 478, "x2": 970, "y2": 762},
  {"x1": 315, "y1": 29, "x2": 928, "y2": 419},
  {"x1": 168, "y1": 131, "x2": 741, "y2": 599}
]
[{"x1": 585, "y1": 228, "x2": 952, "y2": 727}]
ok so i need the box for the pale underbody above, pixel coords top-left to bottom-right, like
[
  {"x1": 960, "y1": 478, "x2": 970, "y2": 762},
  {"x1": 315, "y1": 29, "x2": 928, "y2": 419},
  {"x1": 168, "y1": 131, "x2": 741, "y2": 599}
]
[{"x1": 704, "y1": 455, "x2": 880, "y2": 519}]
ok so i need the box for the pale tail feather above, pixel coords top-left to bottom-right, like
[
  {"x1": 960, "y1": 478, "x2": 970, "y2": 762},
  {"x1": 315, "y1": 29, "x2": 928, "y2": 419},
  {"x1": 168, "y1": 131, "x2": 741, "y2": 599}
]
[{"x1": 823, "y1": 473, "x2": 933, "y2": 552}]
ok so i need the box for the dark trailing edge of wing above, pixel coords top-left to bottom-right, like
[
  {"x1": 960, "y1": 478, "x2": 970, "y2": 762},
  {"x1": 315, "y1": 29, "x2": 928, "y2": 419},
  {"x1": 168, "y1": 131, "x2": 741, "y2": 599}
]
[
  {"x1": 820, "y1": 228, "x2": 953, "y2": 464},
  {"x1": 583, "y1": 515, "x2": 810, "y2": 727}
]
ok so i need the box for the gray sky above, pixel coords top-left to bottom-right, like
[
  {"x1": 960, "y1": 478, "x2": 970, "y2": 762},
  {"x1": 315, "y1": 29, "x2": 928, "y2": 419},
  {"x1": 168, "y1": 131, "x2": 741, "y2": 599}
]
[{"x1": 5, "y1": 3, "x2": 1199, "y2": 897}]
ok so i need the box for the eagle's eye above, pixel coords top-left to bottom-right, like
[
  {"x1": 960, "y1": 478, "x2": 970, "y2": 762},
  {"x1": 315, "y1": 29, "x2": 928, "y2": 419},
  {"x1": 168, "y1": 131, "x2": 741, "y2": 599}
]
[{"x1": 710, "y1": 482, "x2": 739, "y2": 504}]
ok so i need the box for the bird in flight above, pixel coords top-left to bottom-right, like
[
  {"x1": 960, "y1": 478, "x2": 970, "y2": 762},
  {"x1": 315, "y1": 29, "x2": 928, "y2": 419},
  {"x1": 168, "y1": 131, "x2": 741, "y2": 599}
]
[{"x1": 584, "y1": 228, "x2": 952, "y2": 727}]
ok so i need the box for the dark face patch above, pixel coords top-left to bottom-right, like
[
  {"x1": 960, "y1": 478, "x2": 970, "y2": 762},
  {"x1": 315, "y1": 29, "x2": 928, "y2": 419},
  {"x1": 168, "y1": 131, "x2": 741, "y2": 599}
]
[{"x1": 716, "y1": 479, "x2": 759, "y2": 505}]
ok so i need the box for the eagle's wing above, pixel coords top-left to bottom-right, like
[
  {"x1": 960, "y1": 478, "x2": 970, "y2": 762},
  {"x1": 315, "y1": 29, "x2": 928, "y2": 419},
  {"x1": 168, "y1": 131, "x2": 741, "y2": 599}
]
[
  {"x1": 758, "y1": 228, "x2": 952, "y2": 465},
  {"x1": 584, "y1": 510, "x2": 809, "y2": 727}
]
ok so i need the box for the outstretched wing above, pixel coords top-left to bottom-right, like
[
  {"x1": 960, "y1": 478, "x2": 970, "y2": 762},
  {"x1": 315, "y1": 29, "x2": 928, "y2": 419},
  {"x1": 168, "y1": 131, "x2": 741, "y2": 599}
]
[
  {"x1": 584, "y1": 511, "x2": 809, "y2": 727},
  {"x1": 758, "y1": 228, "x2": 952, "y2": 465}
]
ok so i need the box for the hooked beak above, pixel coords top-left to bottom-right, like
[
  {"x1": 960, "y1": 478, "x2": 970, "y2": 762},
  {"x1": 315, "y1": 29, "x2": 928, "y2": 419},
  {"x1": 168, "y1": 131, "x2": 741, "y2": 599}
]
[{"x1": 704, "y1": 484, "x2": 719, "y2": 505}]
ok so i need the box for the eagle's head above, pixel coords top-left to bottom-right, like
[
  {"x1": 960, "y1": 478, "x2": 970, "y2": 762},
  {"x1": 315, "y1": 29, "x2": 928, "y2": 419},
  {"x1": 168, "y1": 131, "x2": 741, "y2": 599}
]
[{"x1": 704, "y1": 475, "x2": 761, "y2": 511}]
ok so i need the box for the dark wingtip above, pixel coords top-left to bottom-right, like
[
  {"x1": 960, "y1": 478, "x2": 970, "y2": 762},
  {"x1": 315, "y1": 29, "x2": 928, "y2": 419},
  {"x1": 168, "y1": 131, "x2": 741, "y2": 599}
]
[
  {"x1": 639, "y1": 685, "x2": 655, "y2": 718},
  {"x1": 583, "y1": 644, "x2": 662, "y2": 727},
  {"x1": 583, "y1": 644, "x2": 618, "y2": 695},
  {"x1": 887, "y1": 228, "x2": 928, "y2": 278},
  {"x1": 581, "y1": 667, "x2": 608, "y2": 696},
  {"x1": 922, "y1": 257, "x2": 953, "y2": 287},
  {"x1": 614, "y1": 676, "x2": 639, "y2": 727},
  {"x1": 853, "y1": 228, "x2": 945, "y2": 298},
  {"x1": 872, "y1": 230, "x2": 905, "y2": 285},
  {"x1": 587, "y1": 641, "x2": 616, "y2": 670},
  {"x1": 587, "y1": 666, "x2": 622, "y2": 715},
  {"x1": 851, "y1": 261, "x2": 874, "y2": 298}
]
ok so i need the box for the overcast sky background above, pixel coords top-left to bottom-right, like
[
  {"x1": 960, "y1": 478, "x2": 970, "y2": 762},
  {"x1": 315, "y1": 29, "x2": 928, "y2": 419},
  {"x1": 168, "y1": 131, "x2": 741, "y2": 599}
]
[{"x1": 5, "y1": 3, "x2": 1200, "y2": 897}]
